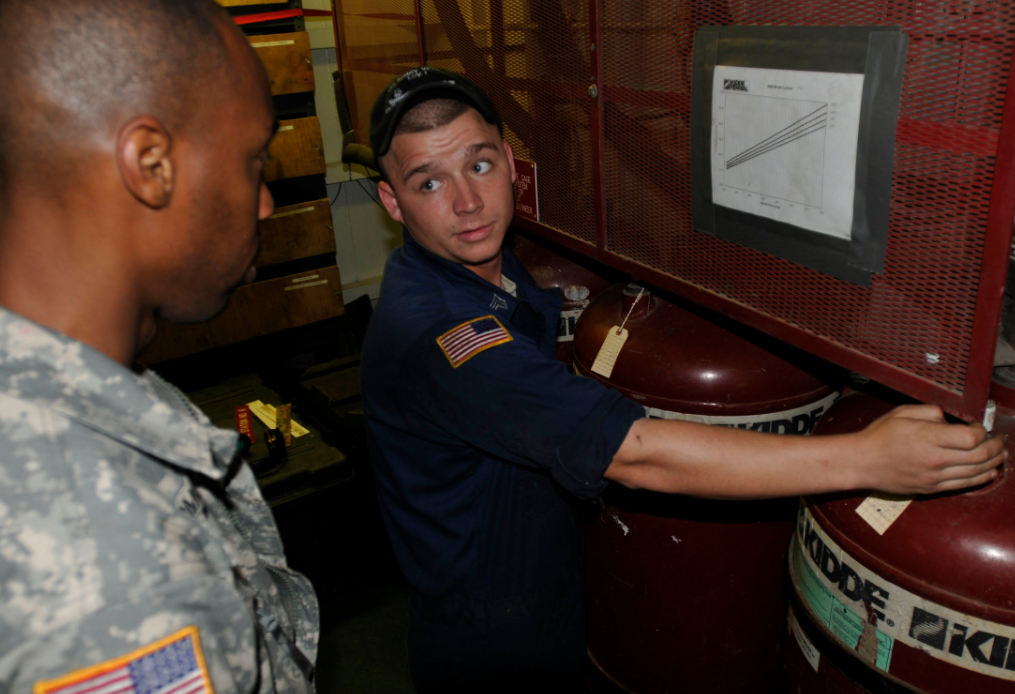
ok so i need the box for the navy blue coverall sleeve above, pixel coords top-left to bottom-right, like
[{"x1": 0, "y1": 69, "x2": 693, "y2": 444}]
[{"x1": 395, "y1": 312, "x2": 645, "y2": 501}]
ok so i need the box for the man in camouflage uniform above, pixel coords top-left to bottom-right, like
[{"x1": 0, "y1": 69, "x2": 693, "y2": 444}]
[{"x1": 0, "y1": 0, "x2": 318, "y2": 690}]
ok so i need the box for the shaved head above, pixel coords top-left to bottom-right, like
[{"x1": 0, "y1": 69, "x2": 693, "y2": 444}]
[
  {"x1": 0, "y1": 0, "x2": 230, "y2": 192},
  {"x1": 378, "y1": 98, "x2": 473, "y2": 181},
  {"x1": 0, "y1": 0, "x2": 277, "y2": 365}
]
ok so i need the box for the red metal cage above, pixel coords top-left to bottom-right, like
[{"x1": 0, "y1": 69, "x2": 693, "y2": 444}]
[{"x1": 332, "y1": 0, "x2": 1015, "y2": 420}]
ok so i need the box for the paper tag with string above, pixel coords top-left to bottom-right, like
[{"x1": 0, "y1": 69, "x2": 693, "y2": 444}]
[{"x1": 590, "y1": 287, "x2": 644, "y2": 378}]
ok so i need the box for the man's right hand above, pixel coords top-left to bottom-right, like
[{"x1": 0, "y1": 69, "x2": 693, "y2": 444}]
[{"x1": 851, "y1": 404, "x2": 1006, "y2": 496}]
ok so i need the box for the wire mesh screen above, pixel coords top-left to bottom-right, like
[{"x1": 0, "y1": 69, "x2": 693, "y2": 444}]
[
  {"x1": 333, "y1": 0, "x2": 1015, "y2": 415},
  {"x1": 601, "y1": 0, "x2": 1014, "y2": 405},
  {"x1": 333, "y1": 0, "x2": 423, "y2": 148},
  {"x1": 424, "y1": 0, "x2": 598, "y2": 244},
  {"x1": 335, "y1": 0, "x2": 598, "y2": 244}
]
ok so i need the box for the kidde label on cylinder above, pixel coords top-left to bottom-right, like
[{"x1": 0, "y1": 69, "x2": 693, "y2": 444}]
[
  {"x1": 791, "y1": 501, "x2": 1015, "y2": 682},
  {"x1": 644, "y1": 390, "x2": 840, "y2": 434}
]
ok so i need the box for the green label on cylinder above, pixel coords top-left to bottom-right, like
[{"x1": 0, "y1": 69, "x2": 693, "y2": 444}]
[{"x1": 792, "y1": 534, "x2": 894, "y2": 671}]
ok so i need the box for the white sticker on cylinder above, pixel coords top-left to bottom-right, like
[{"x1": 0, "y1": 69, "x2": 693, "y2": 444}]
[
  {"x1": 557, "y1": 309, "x2": 583, "y2": 342},
  {"x1": 644, "y1": 390, "x2": 840, "y2": 436},
  {"x1": 789, "y1": 606, "x2": 821, "y2": 672},
  {"x1": 855, "y1": 494, "x2": 913, "y2": 535}
]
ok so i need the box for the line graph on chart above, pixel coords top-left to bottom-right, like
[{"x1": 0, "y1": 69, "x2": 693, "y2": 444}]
[
  {"x1": 709, "y1": 66, "x2": 864, "y2": 240},
  {"x1": 718, "y1": 92, "x2": 828, "y2": 208}
]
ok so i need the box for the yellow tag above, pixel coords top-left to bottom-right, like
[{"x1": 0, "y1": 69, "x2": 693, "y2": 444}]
[
  {"x1": 590, "y1": 326, "x2": 629, "y2": 378},
  {"x1": 275, "y1": 403, "x2": 292, "y2": 446},
  {"x1": 247, "y1": 400, "x2": 310, "y2": 438},
  {"x1": 855, "y1": 494, "x2": 913, "y2": 535}
]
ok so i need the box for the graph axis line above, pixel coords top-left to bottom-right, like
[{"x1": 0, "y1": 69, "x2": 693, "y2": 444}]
[{"x1": 719, "y1": 91, "x2": 829, "y2": 209}]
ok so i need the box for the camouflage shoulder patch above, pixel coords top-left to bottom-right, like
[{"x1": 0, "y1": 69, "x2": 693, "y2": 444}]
[
  {"x1": 436, "y1": 315, "x2": 513, "y2": 368},
  {"x1": 33, "y1": 626, "x2": 212, "y2": 694}
]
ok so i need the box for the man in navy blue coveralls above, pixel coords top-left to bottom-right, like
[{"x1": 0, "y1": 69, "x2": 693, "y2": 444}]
[{"x1": 360, "y1": 68, "x2": 1006, "y2": 693}]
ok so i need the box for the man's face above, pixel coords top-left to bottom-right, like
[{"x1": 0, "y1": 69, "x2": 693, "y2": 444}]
[
  {"x1": 377, "y1": 108, "x2": 516, "y2": 272},
  {"x1": 152, "y1": 18, "x2": 276, "y2": 324}
]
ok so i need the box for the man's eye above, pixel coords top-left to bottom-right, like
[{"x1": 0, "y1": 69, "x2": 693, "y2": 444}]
[
  {"x1": 473, "y1": 161, "x2": 492, "y2": 174},
  {"x1": 421, "y1": 179, "x2": 442, "y2": 192}
]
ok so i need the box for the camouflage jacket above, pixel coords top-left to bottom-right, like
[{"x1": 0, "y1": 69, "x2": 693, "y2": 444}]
[{"x1": 0, "y1": 308, "x2": 318, "y2": 692}]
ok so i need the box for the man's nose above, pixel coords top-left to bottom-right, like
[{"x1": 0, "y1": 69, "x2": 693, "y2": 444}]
[
  {"x1": 452, "y1": 177, "x2": 483, "y2": 215},
  {"x1": 258, "y1": 181, "x2": 275, "y2": 221}
]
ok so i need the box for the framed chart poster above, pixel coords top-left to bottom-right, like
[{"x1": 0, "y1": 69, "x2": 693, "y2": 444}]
[{"x1": 691, "y1": 26, "x2": 908, "y2": 286}]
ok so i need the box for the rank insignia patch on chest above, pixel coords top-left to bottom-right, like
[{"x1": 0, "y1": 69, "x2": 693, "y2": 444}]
[
  {"x1": 437, "y1": 315, "x2": 513, "y2": 368},
  {"x1": 33, "y1": 626, "x2": 212, "y2": 694}
]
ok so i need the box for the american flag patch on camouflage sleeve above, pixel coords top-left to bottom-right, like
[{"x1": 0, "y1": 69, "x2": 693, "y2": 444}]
[
  {"x1": 437, "y1": 316, "x2": 513, "y2": 368},
  {"x1": 33, "y1": 626, "x2": 212, "y2": 694}
]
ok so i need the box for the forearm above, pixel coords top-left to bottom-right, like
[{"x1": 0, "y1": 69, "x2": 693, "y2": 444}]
[
  {"x1": 606, "y1": 403, "x2": 1005, "y2": 499},
  {"x1": 604, "y1": 418, "x2": 861, "y2": 499}
]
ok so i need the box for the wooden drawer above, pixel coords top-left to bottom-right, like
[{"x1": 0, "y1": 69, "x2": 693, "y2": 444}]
[
  {"x1": 257, "y1": 198, "x2": 336, "y2": 267},
  {"x1": 140, "y1": 266, "x2": 344, "y2": 364},
  {"x1": 264, "y1": 116, "x2": 326, "y2": 182},
  {"x1": 249, "y1": 32, "x2": 314, "y2": 96}
]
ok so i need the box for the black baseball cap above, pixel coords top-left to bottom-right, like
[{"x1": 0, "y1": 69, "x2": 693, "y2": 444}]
[{"x1": 369, "y1": 67, "x2": 503, "y2": 160}]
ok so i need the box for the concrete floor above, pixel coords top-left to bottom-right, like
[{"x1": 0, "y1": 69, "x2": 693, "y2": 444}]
[{"x1": 315, "y1": 576, "x2": 417, "y2": 694}]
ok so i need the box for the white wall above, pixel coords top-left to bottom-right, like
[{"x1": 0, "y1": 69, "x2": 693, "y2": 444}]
[{"x1": 304, "y1": 4, "x2": 402, "y2": 306}]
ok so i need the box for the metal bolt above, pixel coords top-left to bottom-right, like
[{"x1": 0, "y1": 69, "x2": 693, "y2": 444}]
[{"x1": 588, "y1": 84, "x2": 598, "y2": 98}]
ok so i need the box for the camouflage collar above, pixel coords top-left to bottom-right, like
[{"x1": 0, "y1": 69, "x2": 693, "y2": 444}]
[{"x1": 0, "y1": 308, "x2": 235, "y2": 481}]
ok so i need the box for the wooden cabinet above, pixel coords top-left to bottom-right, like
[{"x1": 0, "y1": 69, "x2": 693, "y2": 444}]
[
  {"x1": 249, "y1": 32, "x2": 315, "y2": 96},
  {"x1": 264, "y1": 117, "x2": 326, "y2": 181},
  {"x1": 140, "y1": 267, "x2": 344, "y2": 364},
  {"x1": 257, "y1": 198, "x2": 336, "y2": 267},
  {"x1": 149, "y1": 3, "x2": 343, "y2": 366}
]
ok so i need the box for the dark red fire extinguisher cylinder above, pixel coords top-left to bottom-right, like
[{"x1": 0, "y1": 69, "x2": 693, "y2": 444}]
[
  {"x1": 576, "y1": 283, "x2": 841, "y2": 694},
  {"x1": 782, "y1": 390, "x2": 1015, "y2": 694},
  {"x1": 509, "y1": 230, "x2": 616, "y2": 365}
]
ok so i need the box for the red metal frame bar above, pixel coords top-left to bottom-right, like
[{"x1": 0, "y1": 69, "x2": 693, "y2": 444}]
[
  {"x1": 516, "y1": 213, "x2": 977, "y2": 415},
  {"x1": 589, "y1": 0, "x2": 607, "y2": 255},
  {"x1": 513, "y1": 217, "x2": 598, "y2": 256},
  {"x1": 330, "y1": 0, "x2": 344, "y2": 74},
  {"x1": 961, "y1": 45, "x2": 1015, "y2": 419},
  {"x1": 234, "y1": 8, "x2": 332, "y2": 26},
  {"x1": 491, "y1": 0, "x2": 505, "y2": 78},
  {"x1": 414, "y1": 0, "x2": 427, "y2": 66}
]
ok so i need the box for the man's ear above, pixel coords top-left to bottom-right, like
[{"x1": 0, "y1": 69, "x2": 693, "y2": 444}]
[
  {"x1": 503, "y1": 140, "x2": 516, "y2": 184},
  {"x1": 377, "y1": 180, "x2": 405, "y2": 225},
  {"x1": 117, "y1": 116, "x2": 173, "y2": 209}
]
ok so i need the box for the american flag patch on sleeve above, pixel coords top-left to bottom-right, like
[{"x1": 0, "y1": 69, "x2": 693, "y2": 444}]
[
  {"x1": 437, "y1": 315, "x2": 513, "y2": 368},
  {"x1": 34, "y1": 626, "x2": 212, "y2": 694}
]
